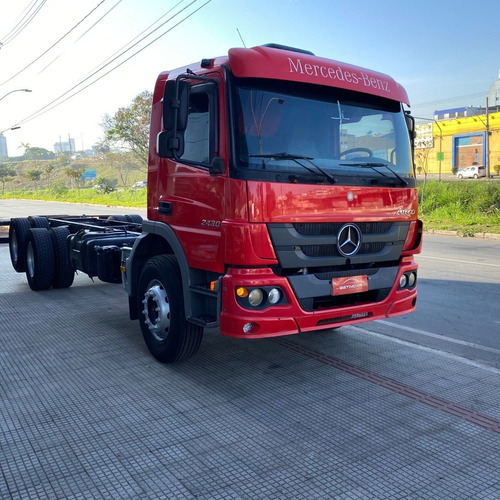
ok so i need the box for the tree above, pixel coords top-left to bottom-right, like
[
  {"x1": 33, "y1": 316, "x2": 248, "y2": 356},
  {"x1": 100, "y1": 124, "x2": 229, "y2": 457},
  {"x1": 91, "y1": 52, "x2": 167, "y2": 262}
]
[
  {"x1": 25, "y1": 169, "x2": 42, "y2": 182},
  {"x1": 103, "y1": 152, "x2": 140, "y2": 187},
  {"x1": 96, "y1": 176, "x2": 116, "y2": 194},
  {"x1": 64, "y1": 166, "x2": 86, "y2": 191},
  {"x1": 0, "y1": 163, "x2": 16, "y2": 194},
  {"x1": 103, "y1": 90, "x2": 152, "y2": 169}
]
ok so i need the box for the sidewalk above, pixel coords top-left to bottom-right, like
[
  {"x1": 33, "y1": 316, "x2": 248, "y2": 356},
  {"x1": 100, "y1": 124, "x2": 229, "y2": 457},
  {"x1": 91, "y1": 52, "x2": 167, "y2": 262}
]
[{"x1": 1, "y1": 244, "x2": 500, "y2": 499}]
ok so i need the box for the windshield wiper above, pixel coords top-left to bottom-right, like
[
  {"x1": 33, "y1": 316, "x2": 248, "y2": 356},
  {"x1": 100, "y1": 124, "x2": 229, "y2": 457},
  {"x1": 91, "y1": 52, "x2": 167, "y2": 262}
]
[
  {"x1": 340, "y1": 161, "x2": 408, "y2": 186},
  {"x1": 249, "y1": 153, "x2": 336, "y2": 184}
]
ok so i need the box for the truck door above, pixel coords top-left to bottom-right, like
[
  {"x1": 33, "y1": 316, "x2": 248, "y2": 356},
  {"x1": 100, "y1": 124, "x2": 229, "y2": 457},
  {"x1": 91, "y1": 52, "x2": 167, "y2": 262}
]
[{"x1": 158, "y1": 79, "x2": 226, "y2": 273}]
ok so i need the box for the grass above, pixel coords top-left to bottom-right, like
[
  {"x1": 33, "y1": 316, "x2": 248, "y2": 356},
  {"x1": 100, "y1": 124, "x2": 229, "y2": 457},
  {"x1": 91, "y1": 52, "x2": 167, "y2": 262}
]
[
  {"x1": 1, "y1": 186, "x2": 147, "y2": 208},
  {"x1": 418, "y1": 179, "x2": 500, "y2": 235},
  {"x1": 2, "y1": 180, "x2": 499, "y2": 236}
]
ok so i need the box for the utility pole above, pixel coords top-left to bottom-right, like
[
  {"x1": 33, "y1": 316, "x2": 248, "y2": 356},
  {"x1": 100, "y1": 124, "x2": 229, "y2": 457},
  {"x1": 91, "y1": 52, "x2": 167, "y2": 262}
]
[{"x1": 486, "y1": 97, "x2": 490, "y2": 178}]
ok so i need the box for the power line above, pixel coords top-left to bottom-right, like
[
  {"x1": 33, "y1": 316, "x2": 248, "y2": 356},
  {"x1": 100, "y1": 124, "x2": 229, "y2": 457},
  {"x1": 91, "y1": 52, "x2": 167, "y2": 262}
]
[
  {"x1": 16, "y1": 0, "x2": 212, "y2": 127},
  {"x1": 412, "y1": 91, "x2": 486, "y2": 110},
  {"x1": 0, "y1": 0, "x2": 108, "y2": 88},
  {"x1": 0, "y1": 0, "x2": 47, "y2": 47},
  {"x1": 0, "y1": 0, "x2": 38, "y2": 42},
  {"x1": 37, "y1": 0, "x2": 123, "y2": 76},
  {"x1": 78, "y1": 0, "x2": 185, "y2": 83}
]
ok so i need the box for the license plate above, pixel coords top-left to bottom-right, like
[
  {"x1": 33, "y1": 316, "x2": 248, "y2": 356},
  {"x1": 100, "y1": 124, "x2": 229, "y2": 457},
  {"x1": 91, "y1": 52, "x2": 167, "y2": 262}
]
[{"x1": 332, "y1": 275, "x2": 368, "y2": 296}]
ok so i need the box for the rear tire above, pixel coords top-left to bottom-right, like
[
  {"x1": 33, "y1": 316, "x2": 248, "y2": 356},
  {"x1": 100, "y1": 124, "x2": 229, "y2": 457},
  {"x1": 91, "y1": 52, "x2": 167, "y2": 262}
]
[
  {"x1": 473, "y1": 174, "x2": 478, "y2": 179},
  {"x1": 137, "y1": 255, "x2": 203, "y2": 363},
  {"x1": 458, "y1": 174, "x2": 463, "y2": 179},
  {"x1": 25, "y1": 228, "x2": 55, "y2": 291},
  {"x1": 125, "y1": 214, "x2": 143, "y2": 224},
  {"x1": 107, "y1": 215, "x2": 128, "y2": 222},
  {"x1": 50, "y1": 226, "x2": 75, "y2": 288},
  {"x1": 28, "y1": 216, "x2": 51, "y2": 229},
  {"x1": 9, "y1": 218, "x2": 31, "y2": 272}
]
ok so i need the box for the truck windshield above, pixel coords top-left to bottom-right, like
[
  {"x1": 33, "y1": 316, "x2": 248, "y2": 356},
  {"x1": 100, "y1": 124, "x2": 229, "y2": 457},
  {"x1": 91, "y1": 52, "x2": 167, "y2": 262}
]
[{"x1": 231, "y1": 79, "x2": 414, "y2": 187}]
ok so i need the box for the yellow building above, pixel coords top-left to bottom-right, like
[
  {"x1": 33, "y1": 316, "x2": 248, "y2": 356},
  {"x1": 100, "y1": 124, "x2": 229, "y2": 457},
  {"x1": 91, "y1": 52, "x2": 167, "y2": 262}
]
[{"x1": 414, "y1": 109, "x2": 500, "y2": 177}]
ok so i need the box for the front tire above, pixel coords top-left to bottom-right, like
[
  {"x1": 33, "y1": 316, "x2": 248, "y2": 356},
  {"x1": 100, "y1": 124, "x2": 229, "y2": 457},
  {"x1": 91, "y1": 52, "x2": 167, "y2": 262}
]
[{"x1": 137, "y1": 255, "x2": 203, "y2": 363}]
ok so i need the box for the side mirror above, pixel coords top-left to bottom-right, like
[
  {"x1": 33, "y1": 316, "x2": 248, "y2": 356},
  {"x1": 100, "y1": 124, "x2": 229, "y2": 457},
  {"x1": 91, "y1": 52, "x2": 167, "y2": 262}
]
[
  {"x1": 158, "y1": 79, "x2": 190, "y2": 158},
  {"x1": 163, "y1": 80, "x2": 189, "y2": 132},
  {"x1": 405, "y1": 111, "x2": 416, "y2": 139}
]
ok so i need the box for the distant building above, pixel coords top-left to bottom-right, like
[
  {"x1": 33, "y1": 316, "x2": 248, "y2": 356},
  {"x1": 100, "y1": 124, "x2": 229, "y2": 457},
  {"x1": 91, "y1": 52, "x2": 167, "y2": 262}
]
[
  {"x1": 54, "y1": 138, "x2": 76, "y2": 154},
  {"x1": 487, "y1": 70, "x2": 500, "y2": 107},
  {"x1": 0, "y1": 134, "x2": 7, "y2": 158}
]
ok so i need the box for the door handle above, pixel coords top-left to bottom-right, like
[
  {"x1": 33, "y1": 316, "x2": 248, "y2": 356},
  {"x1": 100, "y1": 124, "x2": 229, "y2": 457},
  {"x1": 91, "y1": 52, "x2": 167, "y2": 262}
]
[{"x1": 158, "y1": 201, "x2": 173, "y2": 215}]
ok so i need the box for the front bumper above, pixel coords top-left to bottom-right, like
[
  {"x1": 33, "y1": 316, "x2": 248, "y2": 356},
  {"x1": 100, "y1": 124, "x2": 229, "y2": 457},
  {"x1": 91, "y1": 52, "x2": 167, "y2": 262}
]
[{"x1": 219, "y1": 258, "x2": 418, "y2": 338}]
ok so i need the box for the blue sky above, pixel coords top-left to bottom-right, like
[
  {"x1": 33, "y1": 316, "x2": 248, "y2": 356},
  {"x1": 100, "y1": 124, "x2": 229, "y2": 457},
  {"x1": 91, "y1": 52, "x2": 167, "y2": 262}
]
[{"x1": 1, "y1": 0, "x2": 498, "y2": 152}]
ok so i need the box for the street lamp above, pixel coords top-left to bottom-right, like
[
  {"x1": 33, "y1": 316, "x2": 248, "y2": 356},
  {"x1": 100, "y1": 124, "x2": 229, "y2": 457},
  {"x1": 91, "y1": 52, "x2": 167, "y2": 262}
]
[
  {"x1": 0, "y1": 126, "x2": 21, "y2": 134},
  {"x1": 0, "y1": 89, "x2": 32, "y2": 101}
]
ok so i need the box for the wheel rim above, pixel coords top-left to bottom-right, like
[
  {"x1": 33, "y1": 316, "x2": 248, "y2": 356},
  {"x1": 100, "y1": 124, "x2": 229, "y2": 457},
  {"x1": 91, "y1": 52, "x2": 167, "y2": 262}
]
[
  {"x1": 26, "y1": 241, "x2": 35, "y2": 278},
  {"x1": 141, "y1": 280, "x2": 171, "y2": 341}
]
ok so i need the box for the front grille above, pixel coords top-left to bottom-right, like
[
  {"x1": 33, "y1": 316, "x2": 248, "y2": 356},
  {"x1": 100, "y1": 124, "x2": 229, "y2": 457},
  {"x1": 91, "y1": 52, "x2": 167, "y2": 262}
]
[
  {"x1": 268, "y1": 221, "x2": 410, "y2": 270},
  {"x1": 301, "y1": 242, "x2": 385, "y2": 258},
  {"x1": 293, "y1": 222, "x2": 393, "y2": 236}
]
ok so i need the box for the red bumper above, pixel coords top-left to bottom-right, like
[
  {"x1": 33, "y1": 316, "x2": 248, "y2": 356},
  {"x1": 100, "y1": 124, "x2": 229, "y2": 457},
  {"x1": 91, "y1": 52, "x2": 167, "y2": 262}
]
[{"x1": 219, "y1": 259, "x2": 418, "y2": 339}]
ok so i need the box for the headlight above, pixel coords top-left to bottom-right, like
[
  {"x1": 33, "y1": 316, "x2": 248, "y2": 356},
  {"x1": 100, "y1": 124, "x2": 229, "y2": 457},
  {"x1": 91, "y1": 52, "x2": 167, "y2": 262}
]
[
  {"x1": 408, "y1": 272, "x2": 416, "y2": 287},
  {"x1": 399, "y1": 274, "x2": 408, "y2": 288},
  {"x1": 248, "y1": 289, "x2": 264, "y2": 307},
  {"x1": 268, "y1": 288, "x2": 281, "y2": 304}
]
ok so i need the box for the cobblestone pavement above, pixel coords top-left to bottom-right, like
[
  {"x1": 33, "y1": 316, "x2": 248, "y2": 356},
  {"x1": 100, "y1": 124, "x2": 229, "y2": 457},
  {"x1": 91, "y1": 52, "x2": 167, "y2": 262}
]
[{"x1": 1, "y1": 244, "x2": 500, "y2": 499}]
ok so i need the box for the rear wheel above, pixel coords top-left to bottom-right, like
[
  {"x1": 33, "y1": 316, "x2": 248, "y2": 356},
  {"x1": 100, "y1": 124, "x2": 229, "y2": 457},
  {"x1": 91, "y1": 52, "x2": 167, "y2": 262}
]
[
  {"x1": 107, "y1": 215, "x2": 128, "y2": 222},
  {"x1": 50, "y1": 226, "x2": 75, "y2": 288},
  {"x1": 125, "y1": 214, "x2": 143, "y2": 224},
  {"x1": 137, "y1": 255, "x2": 203, "y2": 363},
  {"x1": 25, "y1": 228, "x2": 55, "y2": 291},
  {"x1": 28, "y1": 216, "x2": 51, "y2": 229},
  {"x1": 458, "y1": 174, "x2": 463, "y2": 179},
  {"x1": 473, "y1": 174, "x2": 478, "y2": 179},
  {"x1": 9, "y1": 218, "x2": 31, "y2": 272}
]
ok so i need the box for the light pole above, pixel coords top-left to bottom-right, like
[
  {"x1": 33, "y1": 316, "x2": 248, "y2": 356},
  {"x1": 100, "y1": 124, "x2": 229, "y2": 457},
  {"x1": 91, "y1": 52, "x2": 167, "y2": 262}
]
[
  {"x1": 0, "y1": 89, "x2": 32, "y2": 101},
  {"x1": 467, "y1": 99, "x2": 490, "y2": 178}
]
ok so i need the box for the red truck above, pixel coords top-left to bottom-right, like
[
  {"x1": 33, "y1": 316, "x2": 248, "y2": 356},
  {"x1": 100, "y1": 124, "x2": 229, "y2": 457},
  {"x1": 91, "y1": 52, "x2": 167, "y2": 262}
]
[{"x1": 7, "y1": 44, "x2": 422, "y2": 363}]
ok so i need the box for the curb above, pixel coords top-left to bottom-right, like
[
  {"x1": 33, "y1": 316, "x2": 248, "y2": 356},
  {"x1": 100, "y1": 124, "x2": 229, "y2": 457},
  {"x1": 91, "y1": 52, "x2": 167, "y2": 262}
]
[{"x1": 425, "y1": 229, "x2": 500, "y2": 240}]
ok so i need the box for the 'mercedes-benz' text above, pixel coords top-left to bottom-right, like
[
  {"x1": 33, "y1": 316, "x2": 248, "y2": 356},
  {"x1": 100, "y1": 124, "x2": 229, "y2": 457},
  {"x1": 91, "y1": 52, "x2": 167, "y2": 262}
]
[{"x1": 288, "y1": 58, "x2": 390, "y2": 94}]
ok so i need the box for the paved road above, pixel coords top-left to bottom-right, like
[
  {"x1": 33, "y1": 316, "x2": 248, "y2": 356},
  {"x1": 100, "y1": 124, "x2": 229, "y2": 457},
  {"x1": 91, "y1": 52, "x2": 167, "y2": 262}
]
[
  {"x1": 2, "y1": 199, "x2": 500, "y2": 499},
  {"x1": 365, "y1": 233, "x2": 500, "y2": 368},
  {"x1": 1, "y1": 199, "x2": 499, "y2": 368}
]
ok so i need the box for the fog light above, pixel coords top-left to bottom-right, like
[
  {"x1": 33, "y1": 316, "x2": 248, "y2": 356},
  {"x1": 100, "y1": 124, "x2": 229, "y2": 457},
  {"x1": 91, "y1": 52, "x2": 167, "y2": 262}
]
[
  {"x1": 243, "y1": 322, "x2": 256, "y2": 334},
  {"x1": 408, "y1": 272, "x2": 416, "y2": 287},
  {"x1": 399, "y1": 274, "x2": 408, "y2": 288},
  {"x1": 248, "y1": 289, "x2": 264, "y2": 307},
  {"x1": 268, "y1": 288, "x2": 281, "y2": 304}
]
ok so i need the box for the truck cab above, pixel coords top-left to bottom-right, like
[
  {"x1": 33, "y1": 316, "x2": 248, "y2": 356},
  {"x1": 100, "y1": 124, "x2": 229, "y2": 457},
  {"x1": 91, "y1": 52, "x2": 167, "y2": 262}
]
[{"x1": 123, "y1": 44, "x2": 422, "y2": 362}]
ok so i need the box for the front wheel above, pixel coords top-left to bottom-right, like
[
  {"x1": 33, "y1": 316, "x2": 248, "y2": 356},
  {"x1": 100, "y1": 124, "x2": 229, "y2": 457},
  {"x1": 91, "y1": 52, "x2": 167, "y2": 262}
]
[{"x1": 137, "y1": 255, "x2": 203, "y2": 363}]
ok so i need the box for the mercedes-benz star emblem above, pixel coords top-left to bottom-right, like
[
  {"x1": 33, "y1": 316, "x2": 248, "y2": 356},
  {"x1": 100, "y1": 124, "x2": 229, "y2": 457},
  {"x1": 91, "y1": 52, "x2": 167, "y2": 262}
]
[{"x1": 337, "y1": 224, "x2": 362, "y2": 257}]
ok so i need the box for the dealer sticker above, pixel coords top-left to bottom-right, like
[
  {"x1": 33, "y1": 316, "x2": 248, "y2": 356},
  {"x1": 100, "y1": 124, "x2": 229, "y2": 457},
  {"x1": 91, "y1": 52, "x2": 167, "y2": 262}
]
[{"x1": 332, "y1": 275, "x2": 368, "y2": 296}]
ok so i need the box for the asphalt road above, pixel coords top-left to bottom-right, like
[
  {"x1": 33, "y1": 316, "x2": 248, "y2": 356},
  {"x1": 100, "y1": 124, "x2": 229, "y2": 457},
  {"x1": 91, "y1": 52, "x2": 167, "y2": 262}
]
[{"x1": 1, "y1": 199, "x2": 499, "y2": 368}]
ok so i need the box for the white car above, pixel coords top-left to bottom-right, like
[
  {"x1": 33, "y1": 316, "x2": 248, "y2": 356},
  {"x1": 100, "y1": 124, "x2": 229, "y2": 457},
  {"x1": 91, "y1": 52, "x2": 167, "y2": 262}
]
[
  {"x1": 456, "y1": 166, "x2": 486, "y2": 179},
  {"x1": 132, "y1": 181, "x2": 147, "y2": 189}
]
